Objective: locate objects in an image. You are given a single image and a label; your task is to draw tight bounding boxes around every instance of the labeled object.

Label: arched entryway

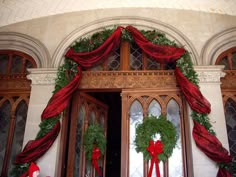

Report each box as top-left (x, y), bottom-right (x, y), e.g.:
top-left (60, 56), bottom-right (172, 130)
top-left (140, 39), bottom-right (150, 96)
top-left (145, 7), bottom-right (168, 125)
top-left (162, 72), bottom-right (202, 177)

top-left (52, 18), bottom-right (197, 177)
top-left (61, 36), bottom-right (193, 176)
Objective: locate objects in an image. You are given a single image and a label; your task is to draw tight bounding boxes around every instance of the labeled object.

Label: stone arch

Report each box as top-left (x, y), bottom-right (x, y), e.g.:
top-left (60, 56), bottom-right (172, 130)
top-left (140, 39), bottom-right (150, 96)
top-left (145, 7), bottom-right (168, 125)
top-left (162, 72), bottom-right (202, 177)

top-left (52, 16), bottom-right (199, 67)
top-left (0, 32), bottom-right (50, 68)
top-left (201, 27), bottom-right (236, 65)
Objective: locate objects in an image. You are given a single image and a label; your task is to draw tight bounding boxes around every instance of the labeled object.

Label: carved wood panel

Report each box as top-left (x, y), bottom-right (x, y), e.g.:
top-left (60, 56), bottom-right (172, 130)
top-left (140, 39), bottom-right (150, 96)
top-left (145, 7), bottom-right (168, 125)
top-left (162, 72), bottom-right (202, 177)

top-left (79, 71), bottom-right (178, 90)
top-left (67, 91), bottom-right (108, 177)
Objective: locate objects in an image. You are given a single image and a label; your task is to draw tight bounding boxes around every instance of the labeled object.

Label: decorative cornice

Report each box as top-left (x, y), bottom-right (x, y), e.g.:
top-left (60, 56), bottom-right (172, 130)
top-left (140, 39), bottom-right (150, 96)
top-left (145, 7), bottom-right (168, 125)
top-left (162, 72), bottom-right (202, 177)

top-left (27, 68), bottom-right (57, 85)
top-left (79, 70), bottom-right (178, 89)
top-left (27, 66), bottom-right (226, 87)
top-left (194, 65), bottom-right (225, 83)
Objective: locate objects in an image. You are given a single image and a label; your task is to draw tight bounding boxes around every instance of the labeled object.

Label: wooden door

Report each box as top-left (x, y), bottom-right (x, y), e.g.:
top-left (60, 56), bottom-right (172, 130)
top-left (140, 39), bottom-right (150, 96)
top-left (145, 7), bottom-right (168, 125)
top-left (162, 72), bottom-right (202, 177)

top-left (121, 89), bottom-right (191, 177)
top-left (67, 91), bottom-right (108, 177)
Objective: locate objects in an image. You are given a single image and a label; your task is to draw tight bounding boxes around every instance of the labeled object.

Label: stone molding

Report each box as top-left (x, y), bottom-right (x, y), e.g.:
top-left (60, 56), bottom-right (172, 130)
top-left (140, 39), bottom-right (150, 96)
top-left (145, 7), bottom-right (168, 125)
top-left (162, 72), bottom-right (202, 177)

top-left (201, 27), bottom-right (236, 65)
top-left (27, 66), bottom-right (225, 87)
top-left (52, 17), bottom-right (198, 67)
top-left (194, 65), bottom-right (225, 83)
top-left (27, 68), bottom-right (57, 85)
top-left (0, 32), bottom-right (50, 68)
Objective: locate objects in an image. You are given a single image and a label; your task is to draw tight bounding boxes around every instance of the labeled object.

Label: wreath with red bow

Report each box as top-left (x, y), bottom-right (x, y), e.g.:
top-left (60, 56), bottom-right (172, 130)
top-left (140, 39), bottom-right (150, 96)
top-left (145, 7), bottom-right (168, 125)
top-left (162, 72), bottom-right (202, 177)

top-left (135, 115), bottom-right (177, 177)
top-left (84, 123), bottom-right (106, 176)
top-left (134, 115), bottom-right (177, 161)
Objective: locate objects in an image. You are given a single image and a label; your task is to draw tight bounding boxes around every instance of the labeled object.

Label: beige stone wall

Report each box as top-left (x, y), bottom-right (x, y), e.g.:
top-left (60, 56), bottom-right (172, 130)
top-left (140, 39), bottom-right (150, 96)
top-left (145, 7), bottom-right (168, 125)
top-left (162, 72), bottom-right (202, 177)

top-left (0, 7), bottom-right (235, 177)
top-left (0, 8), bottom-right (236, 66)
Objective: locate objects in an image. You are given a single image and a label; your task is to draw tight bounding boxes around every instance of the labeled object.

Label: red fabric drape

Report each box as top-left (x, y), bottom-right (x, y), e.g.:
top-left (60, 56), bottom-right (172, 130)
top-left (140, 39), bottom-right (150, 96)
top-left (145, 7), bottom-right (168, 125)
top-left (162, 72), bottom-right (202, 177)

top-left (217, 168), bottom-right (232, 177)
top-left (15, 121), bottom-right (60, 164)
top-left (42, 67), bottom-right (82, 119)
top-left (175, 67), bottom-right (211, 114)
top-left (193, 120), bottom-right (232, 177)
top-left (65, 26), bottom-right (123, 69)
top-left (15, 26), bottom-right (122, 167)
top-left (14, 25), bottom-right (232, 177)
top-left (126, 25), bottom-right (186, 64)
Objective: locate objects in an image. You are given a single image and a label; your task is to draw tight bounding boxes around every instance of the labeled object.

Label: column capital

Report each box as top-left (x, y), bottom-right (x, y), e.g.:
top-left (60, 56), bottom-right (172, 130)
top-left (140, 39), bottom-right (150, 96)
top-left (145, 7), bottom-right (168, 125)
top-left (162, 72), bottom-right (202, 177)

top-left (193, 65), bottom-right (225, 83)
top-left (27, 68), bottom-right (57, 85)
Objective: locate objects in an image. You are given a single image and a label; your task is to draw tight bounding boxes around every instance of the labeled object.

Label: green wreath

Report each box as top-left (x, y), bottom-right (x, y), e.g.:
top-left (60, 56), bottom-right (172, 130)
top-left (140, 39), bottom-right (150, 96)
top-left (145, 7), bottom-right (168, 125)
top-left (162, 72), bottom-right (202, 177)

top-left (83, 123), bottom-right (106, 160)
top-left (135, 115), bottom-right (177, 161)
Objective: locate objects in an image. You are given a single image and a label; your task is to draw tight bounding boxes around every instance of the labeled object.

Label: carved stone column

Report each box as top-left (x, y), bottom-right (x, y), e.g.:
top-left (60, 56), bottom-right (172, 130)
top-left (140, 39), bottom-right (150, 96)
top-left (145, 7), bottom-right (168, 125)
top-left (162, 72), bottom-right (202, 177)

top-left (24, 68), bottom-right (58, 177)
top-left (190, 65), bottom-right (228, 177)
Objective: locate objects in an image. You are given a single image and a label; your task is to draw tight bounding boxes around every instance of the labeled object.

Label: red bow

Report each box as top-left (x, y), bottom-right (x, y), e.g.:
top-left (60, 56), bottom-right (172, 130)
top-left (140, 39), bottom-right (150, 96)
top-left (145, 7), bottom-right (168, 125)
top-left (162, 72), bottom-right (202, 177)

top-left (92, 146), bottom-right (102, 176)
top-left (146, 140), bottom-right (163, 177)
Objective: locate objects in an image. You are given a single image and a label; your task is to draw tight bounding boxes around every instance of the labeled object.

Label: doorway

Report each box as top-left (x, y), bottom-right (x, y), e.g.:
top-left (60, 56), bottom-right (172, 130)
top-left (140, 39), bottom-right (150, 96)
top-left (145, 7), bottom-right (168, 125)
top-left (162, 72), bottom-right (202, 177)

top-left (64, 69), bottom-right (193, 177)
top-left (66, 91), bottom-right (121, 177)
top-left (88, 92), bottom-right (121, 177)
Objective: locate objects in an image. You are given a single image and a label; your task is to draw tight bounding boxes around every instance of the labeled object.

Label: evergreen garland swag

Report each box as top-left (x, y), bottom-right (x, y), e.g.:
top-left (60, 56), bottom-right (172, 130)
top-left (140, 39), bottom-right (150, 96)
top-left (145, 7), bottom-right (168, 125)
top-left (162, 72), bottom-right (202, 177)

top-left (11, 26), bottom-right (219, 176)
top-left (135, 115), bottom-right (177, 161)
top-left (84, 123), bottom-right (106, 160)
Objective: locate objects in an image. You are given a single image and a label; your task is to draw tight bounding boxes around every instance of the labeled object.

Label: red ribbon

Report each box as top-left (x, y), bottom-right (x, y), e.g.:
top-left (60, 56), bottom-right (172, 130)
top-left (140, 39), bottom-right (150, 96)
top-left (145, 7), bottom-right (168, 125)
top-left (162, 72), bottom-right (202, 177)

top-left (147, 140), bottom-right (163, 177)
top-left (92, 146), bottom-right (102, 176)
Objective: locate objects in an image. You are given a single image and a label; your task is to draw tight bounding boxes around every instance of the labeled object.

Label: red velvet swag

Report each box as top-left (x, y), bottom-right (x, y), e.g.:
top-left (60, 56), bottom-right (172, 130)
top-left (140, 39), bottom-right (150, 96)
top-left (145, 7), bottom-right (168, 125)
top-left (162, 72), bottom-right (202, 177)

top-left (193, 120), bottom-right (232, 176)
top-left (65, 27), bottom-right (123, 69)
top-left (15, 25), bottom-right (232, 177)
top-left (175, 67), bottom-right (211, 114)
top-left (126, 25), bottom-right (186, 64)
top-left (42, 67), bottom-right (82, 119)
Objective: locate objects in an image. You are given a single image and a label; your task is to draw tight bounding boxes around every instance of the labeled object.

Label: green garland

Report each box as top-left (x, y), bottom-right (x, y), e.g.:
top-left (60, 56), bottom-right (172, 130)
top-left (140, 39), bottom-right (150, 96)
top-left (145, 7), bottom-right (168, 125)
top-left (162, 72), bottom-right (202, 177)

top-left (135, 115), bottom-right (177, 161)
top-left (70, 27), bottom-right (216, 135)
top-left (84, 124), bottom-right (106, 161)
top-left (12, 26), bottom-right (226, 176)
top-left (11, 59), bottom-right (78, 177)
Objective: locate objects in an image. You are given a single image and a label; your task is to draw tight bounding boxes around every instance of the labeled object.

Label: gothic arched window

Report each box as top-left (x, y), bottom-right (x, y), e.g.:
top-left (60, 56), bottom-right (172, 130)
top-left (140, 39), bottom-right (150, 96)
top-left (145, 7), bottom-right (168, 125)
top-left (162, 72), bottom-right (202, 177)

top-left (0, 50), bottom-right (37, 176)
top-left (216, 47), bottom-right (236, 162)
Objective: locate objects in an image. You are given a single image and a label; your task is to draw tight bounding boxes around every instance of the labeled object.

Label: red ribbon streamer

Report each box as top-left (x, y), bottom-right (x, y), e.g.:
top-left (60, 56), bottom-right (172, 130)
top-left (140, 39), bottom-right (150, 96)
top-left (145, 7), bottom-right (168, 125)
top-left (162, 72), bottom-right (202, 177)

top-left (92, 146), bottom-right (102, 177)
top-left (147, 140), bottom-right (163, 177)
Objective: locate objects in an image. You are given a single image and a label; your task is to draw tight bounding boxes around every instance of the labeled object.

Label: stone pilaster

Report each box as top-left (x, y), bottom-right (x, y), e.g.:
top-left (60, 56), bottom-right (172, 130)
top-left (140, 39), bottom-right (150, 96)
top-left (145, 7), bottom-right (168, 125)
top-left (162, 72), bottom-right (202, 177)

top-left (190, 65), bottom-right (228, 177)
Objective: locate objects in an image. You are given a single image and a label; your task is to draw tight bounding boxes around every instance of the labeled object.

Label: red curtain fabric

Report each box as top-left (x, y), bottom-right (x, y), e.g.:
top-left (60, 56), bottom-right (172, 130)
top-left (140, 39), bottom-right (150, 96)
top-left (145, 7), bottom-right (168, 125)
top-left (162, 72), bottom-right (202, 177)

top-left (15, 25), bottom-right (232, 177)
top-left (175, 67), bottom-right (211, 114)
top-left (42, 67), bottom-right (82, 119)
top-left (193, 120), bottom-right (232, 176)
top-left (15, 121), bottom-right (60, 164)
top-left (15, 26), bottom-right (122, 165)
top-left (126, 25), bottom-right (186, 63)
top-left (217, 168), bottom-right (232, 177)
top-left (65, 27), bottom-right (123, 69)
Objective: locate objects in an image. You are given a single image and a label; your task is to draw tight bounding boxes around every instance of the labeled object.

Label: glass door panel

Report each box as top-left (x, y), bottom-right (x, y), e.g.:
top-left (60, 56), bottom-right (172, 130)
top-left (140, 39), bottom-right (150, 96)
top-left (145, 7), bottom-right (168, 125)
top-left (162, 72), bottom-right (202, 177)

top-left (67, 91), bottom-right (108, 177)
top-left (129, 100), bottom-right (143, 177)
top-left (121, 90), bottom-right (188, 177)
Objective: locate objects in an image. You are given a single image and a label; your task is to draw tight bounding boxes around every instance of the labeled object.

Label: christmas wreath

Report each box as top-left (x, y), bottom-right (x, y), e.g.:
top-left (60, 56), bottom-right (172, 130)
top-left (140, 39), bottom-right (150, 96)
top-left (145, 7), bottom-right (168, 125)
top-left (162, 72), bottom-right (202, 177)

top-left (134, 115), bottom-right (177, 161)
top-left (83, 123), bottom-right (106, 176)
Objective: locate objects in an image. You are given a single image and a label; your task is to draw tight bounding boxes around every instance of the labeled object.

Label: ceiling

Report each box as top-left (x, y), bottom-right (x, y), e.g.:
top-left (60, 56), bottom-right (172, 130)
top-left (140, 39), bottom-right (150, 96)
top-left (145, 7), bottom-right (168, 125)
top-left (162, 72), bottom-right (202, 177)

top-left (0, 0), bottom-right (236, 27)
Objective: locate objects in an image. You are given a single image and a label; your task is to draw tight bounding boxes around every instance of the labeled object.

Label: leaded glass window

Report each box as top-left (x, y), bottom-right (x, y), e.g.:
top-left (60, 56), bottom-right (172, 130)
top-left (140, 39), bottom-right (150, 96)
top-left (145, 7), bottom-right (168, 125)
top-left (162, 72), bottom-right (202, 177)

top-left (225, 98), bottom-right (236, 160)
top-left (127, 93), bottom-right (185, 177)
top-left (167, 99), bottom-right (183, 177)
top-left (0, 101), bottom-right (11, 175)
top-left (216, 47), bottom-right (236, 70)
top-left (129, 100), bottom-right (143, 177)
top-left (74, 106), bottom-right (85, 176)
top-left (87, 40), bottom-right (177, 71)
top-left (130, 43), bottom-right (142, 70)
top-left (0, 50), bottom-right (36, 176)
